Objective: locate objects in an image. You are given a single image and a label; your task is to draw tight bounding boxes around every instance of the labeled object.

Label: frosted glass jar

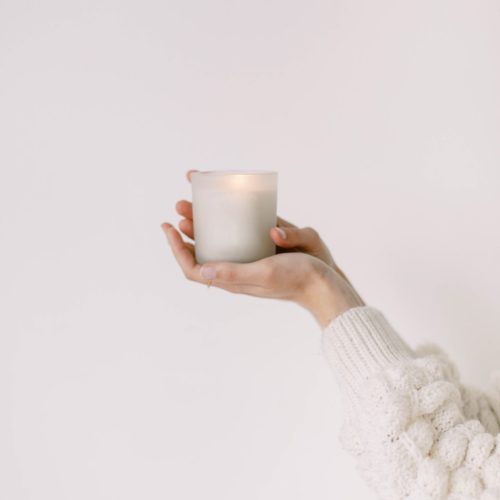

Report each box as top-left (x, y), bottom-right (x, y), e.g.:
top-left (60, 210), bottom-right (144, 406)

top-left (191, 171), bottom-right (278, 264)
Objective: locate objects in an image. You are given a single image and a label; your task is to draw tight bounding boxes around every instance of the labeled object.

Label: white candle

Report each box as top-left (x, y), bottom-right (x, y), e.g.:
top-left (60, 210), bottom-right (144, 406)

top-left (191, 171), bottom-right (278, 264)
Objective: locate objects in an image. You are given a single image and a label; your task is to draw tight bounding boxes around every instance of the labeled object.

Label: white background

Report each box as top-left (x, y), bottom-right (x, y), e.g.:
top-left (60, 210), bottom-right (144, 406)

top-left (1, 1), bottom-right (500, 499)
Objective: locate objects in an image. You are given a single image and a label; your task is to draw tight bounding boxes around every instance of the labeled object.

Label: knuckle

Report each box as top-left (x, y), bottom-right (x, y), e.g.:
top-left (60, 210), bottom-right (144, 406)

top-left (220, 266), bottom-right (236, 282)
top-left (304, 226), bottom-right (319, 239)
top-left (304, 226), bottom-right (320, 241)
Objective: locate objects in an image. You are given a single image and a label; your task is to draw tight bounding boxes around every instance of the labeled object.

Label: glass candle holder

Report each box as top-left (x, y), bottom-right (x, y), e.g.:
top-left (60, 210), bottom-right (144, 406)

top-left (191, 170), bottom-right (278, 264)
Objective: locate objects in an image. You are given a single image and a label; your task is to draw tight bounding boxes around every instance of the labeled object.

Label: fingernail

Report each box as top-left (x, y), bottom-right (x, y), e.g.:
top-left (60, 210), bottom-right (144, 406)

top-left (275, 227), bottom-right (287, 239)
top-left (200, 265), bottom-right (216, 280)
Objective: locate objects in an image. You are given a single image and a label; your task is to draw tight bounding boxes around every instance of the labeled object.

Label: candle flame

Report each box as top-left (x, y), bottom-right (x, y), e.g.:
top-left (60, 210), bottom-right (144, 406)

top-left (229, 174), bottom-right (253, 190)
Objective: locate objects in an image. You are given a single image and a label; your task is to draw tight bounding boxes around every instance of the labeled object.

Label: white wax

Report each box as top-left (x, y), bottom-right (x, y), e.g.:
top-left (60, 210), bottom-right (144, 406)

top-left (191, 171), bottom-right (278, 264)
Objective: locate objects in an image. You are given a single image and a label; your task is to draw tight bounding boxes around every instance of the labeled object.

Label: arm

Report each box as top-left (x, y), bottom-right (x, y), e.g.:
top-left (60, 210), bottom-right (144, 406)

top-left (323, 305), bottom-right (500, 499)
top-left (165, 172), bottom-right (500, 498)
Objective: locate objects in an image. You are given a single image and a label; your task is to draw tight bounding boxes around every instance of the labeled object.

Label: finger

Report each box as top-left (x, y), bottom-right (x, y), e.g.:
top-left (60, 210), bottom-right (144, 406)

top-left (186, 169), bottom-right (199, 183)
top-left (277, 216), bottom-right (297, 228)
top-left (161, 222), bottom-right (194, 255)
top-left (178, 218), bottom-right (194, 240)
top-left (212, 281), bottom-right (269, 298)
top-left (270, 225), bottom-right (320, 252)
top-left (161, 223), bottom-right (201, 281)
top-left (199, 259), bottom-right (272, 288)
top-left (184, 241), bottom-right (195, 252)
top-left (175, 200), bottom-right (193, 220)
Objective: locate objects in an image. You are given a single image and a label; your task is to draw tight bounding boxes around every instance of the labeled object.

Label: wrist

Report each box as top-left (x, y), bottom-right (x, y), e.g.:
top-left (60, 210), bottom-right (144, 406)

top-left (301, 265), bottom-right (365, 328)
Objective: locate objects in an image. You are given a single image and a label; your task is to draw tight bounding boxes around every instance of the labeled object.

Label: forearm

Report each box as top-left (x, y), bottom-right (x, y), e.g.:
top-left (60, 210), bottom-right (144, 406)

top-left (322, 306), bottom-right (415, 406)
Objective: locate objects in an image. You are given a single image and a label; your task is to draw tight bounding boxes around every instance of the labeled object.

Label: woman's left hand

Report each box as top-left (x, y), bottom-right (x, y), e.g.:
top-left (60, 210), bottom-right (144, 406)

top-left (161, 221), bottom-right (363, 327)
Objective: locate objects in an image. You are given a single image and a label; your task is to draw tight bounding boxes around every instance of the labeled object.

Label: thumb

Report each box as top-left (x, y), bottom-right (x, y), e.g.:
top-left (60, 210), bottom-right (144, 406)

top-left (270, 225), bottom-right (321, 252)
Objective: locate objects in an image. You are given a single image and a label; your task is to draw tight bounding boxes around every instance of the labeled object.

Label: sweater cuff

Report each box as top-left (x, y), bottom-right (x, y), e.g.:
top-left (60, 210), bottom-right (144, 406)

top-left (322, 306), bottom-right (415, 405)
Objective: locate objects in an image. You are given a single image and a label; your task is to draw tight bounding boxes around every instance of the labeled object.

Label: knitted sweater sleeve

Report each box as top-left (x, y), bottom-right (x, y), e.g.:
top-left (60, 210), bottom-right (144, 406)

top-left (322, 306), bottom-right (500, 500)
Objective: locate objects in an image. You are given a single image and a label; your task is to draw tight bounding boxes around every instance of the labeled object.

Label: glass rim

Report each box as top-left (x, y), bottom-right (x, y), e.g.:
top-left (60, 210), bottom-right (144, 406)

top-left (191, 170), bottom-right (277, 176)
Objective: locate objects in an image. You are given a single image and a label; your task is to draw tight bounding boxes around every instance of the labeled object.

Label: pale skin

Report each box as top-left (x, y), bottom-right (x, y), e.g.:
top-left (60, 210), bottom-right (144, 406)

top-left (161, 170), bottom-right (365, 328)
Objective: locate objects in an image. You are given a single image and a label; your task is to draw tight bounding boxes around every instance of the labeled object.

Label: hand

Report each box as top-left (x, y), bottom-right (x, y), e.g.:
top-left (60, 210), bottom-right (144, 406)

top-left (161, 170), bottom-right (365, 327)
top-left (175, 170), bottom-right (356, 287)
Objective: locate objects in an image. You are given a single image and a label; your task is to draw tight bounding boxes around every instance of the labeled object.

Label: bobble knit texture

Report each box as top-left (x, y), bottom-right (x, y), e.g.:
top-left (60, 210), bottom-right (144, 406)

top-left (322, 306), bottom-right (500, 500)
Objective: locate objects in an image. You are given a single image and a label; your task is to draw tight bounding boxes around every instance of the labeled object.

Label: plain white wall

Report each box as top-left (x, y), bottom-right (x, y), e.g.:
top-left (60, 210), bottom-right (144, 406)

top-left (2, 1), bottom-right (500, 499)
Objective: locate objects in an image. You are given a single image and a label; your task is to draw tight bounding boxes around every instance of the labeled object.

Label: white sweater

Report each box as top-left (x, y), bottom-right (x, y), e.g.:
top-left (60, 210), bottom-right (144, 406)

top-left (322, 306), bottom-right (500, 500)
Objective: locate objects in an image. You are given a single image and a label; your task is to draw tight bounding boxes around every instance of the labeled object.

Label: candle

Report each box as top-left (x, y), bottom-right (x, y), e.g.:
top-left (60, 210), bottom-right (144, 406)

top-left (191, 170), bottom-right (278, 264)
